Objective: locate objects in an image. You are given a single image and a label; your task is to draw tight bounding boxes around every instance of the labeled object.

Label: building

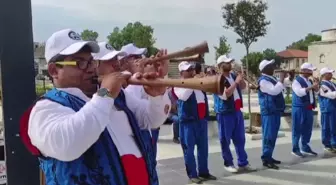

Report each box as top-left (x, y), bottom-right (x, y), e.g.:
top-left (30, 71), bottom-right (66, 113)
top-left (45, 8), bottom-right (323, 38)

top-left (308, 28), bottom-right (336, 70)
top-left (34, 42), bottom-right (48, 76)
top-left (277, 49), bottom-right (308, 70)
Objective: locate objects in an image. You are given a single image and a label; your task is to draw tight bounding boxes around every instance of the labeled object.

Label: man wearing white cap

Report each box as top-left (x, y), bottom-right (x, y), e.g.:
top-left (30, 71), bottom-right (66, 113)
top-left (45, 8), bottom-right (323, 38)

top-left (318, 67), bottom-right (336, 153)
top-left (121, 43), bottom-right (148, 74)
top-left (291, 62), bottom-right (319, 157)
top-left (257, 59), bottom-right (286, 169)
top-left (93, 41), bottom-right (127, 73)
top-left (174, 61), bottom-right (216, 184)
top-left (19, 28), bottom-right (170, 185)
top-left (213, 55), bottom-right (253, 173)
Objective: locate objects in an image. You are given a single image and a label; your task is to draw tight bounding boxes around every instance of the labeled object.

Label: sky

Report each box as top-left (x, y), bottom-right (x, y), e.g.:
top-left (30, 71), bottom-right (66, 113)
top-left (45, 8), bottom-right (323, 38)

top-left (31, 0), bottom-right (336, 65)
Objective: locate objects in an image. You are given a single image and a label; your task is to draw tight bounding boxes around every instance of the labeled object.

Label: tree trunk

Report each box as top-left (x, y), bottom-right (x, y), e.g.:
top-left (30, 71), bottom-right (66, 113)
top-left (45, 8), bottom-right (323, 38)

top-left (245, 47), bottom-right (252, 132)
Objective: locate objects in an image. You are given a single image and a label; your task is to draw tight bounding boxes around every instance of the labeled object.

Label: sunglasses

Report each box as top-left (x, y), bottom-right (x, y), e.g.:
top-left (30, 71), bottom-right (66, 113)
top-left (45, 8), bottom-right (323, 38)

top-left (55, 57), bottom-right (96, 70)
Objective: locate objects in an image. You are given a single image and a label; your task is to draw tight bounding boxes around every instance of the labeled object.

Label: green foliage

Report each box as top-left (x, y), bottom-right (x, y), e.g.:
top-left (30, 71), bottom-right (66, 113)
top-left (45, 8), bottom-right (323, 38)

top-left (243, 112), bottom-right (250, 119)
top-left (241, 48), bottom-right (281, 76)
top-left (263, 48), bottom-right (282, 68)
top-left (214, 36), bottom-right (232, 59)
top-left (286, 33), bottom-right (321, 51)
top-left (221, 0), bottom-right (270, 48)
top-left (80, 29), bottom-right (99, 41)
top-left (241, 52), bottom-right (264, 76)
top-left (36, 84), bottom-right (52, 97)
top-left (107, 22), bottom-right (158, 56)
top-left (285, 96), bottom-right (292, 104)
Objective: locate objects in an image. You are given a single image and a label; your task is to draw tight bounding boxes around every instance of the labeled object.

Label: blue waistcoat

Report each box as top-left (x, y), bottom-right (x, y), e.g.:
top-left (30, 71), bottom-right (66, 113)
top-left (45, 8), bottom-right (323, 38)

top-left (292, 76), bottom-right (316, 108)
top-left (177, 90), bottom-right (209, 123)
top-left (318, 80), bottom-right (336, 113)
top-left (38, 88), bottom-right (157, 185)
top-left (257, 75), bottom-right (285, 115)
top-left (213, 73), bottom-right (243, 114)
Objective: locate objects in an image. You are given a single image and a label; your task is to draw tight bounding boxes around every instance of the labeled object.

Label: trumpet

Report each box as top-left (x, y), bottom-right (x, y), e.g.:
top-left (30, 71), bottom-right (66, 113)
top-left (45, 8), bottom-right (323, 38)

top-left (232, 69), bottom-right (259, 89)
top-left (274, 69), bottom-right (313, 75)
top-left (143, 41), bottom-right (209, 65)
top-left (171, 54), bottom-right (203, 62)
top-left (92, 41), bottom-right (228, 95)
top-left (231, 62), bottom-right (259, 89)
top-left (92, 75), bottom-right (226, 95)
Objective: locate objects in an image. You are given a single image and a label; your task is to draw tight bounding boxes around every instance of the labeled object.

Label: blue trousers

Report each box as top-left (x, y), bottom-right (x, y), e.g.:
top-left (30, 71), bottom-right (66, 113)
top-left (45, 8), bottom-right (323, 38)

top-left (180, 119), bottom-right (209, 178)
top-left (216, 111), bottom-right (248, 167)
top-left (292, 107), bottom-right (313, 152)
top-left (171, 115), bottom-right (180, 138)
top-left (261, 112), bottom-right (281, 162)
top-left (151, 128), bottom-right (160, 159)
top-left (321, 112), bottom-right (336, 148)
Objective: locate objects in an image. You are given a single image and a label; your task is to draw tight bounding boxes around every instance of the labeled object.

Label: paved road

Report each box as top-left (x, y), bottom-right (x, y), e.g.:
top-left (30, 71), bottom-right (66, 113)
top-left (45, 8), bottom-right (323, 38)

top-left (157, 139), bottom-right (336, 185)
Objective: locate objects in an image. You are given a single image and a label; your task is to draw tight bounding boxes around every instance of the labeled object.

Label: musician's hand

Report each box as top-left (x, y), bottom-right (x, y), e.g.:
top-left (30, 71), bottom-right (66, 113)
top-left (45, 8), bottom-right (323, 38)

top-left (155, 49), bottom-right (169, 77)
top-left (279, 72), bottom-right (285, 82)
top-left (100, 72), bottom-right (132, 98)
top-left (132, 72), bottom-right (166, 97)
top-left (235, 74), bottom-right (243, 84)
top-left (312, 82), bottom-right (319, 90)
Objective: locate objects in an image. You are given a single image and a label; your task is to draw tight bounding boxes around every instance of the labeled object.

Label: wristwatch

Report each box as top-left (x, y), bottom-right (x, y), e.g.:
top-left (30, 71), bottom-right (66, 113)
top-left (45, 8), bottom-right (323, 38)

top-left (97, 88), bottom-right (113, 98)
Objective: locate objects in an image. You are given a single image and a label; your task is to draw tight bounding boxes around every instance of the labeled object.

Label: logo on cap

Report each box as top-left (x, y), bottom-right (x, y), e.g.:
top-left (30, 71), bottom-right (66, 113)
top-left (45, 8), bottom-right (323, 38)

top-left (68, 31), bottom-right (81, 40)
top-left (105, 44), bottom-right (114, 50)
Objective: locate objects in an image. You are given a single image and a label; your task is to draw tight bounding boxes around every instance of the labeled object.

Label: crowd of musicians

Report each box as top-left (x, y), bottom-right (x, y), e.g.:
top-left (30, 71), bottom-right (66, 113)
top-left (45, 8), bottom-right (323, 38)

top-left (18, 28), bottom-right (336, 185)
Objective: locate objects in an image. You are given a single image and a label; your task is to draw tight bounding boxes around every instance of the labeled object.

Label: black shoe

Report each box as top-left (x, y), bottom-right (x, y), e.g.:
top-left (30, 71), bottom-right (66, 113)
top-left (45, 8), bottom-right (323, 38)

top-left (271, 158), bottom-right (281, 164)
top-left (302, 149), bottom-right (318, 156)
top-left (291, 151), bottom-right (304, 158)
top-left (263, 161), bottom-right (279, 170)
top-left (199, 174), bottom-right (217, 181)
top-left (173, 138), bottom-right (180, 144)
top-left (189, 177), bottom-right (203, 184)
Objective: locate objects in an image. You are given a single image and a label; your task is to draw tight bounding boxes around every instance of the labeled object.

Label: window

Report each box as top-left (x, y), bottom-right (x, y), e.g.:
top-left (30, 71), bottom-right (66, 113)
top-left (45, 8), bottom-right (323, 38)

top-left (296, 58), bottom-right (300, 68)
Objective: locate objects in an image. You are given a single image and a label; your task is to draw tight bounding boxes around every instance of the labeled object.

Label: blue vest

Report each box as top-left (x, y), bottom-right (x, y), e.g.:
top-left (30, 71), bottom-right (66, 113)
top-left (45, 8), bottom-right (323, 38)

top-left (213, 73), bottom-right (243, 114)
top-left (38, 88), bottom-right (157, 185)
top-left (257, 75), bottom-right (285, 115)
top-left (177, 91), bottom-right (209, 123)
top-left (318, 80), bottom-right (336, 113)
top-left (292, 76), bottom-right (316, 108)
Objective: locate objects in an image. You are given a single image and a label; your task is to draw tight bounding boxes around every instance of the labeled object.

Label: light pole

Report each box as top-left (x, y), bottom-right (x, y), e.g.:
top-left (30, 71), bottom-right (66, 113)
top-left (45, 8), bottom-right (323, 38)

top-left (0, 0), bottom-right (39, 184)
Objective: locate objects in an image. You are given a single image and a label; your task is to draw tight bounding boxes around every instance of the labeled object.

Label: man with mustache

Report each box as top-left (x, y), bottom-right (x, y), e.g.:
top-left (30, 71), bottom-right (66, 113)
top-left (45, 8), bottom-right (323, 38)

top-left (20, 29), bottom-right (170, 185)
top-left (213, 55), bottom-right (253, 173)
top-left (291, 62), bottom-right (319, 157)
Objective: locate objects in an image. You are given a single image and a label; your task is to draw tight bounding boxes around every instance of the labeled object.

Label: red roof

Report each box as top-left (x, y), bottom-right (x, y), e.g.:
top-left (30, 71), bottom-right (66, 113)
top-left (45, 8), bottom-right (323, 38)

top-left (277, 49), bottom-right (308, 58)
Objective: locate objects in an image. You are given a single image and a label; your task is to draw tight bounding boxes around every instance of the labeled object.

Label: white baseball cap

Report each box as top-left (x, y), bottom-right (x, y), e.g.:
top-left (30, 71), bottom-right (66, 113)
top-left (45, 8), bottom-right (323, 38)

top-left (259, 59), bottom-right (275, 71)
top-left (320, 67), bottom-right (335, 76)
top-left (121, 43), bottom-right (147, 56)
top-left (178, 61), bottom-right (194, 72)
top-left (92, 42), bottom-right (127, 61)
top-left (216, 55), bottom-right (234, 66)
top-left (45, 28), bottom-right (100, 63)
top-left (300, 62), bottom-right (317, 71)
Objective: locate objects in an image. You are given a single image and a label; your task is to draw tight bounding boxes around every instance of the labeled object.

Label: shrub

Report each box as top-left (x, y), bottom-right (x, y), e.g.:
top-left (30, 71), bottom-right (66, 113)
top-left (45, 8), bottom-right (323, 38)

top-left (36, 84), bottom-right (53, 97)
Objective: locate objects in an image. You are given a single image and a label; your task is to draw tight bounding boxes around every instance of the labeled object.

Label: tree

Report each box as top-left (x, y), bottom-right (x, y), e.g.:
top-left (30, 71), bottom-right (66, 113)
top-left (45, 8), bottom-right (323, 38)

top-left (286, 33), bottom-right (321, 51)
top-left (107, 22), bottom-right (158, 56)
top-left (80, 29), bottom-right (99, 41)
top-left (221, 0), bottom-right (271, 132)
top-left (262, 48), bottom-right (281, 67)
top-left (214, 36), bottom-right (232, 59)
top-left (241, 52), bottom-right (264, 76)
